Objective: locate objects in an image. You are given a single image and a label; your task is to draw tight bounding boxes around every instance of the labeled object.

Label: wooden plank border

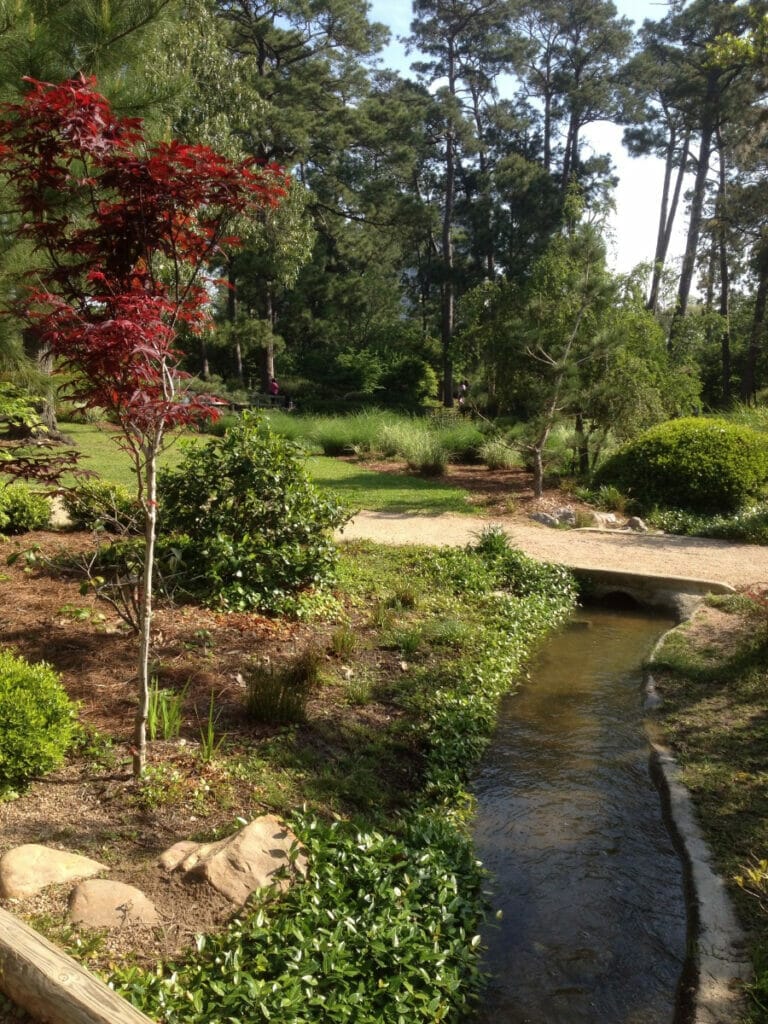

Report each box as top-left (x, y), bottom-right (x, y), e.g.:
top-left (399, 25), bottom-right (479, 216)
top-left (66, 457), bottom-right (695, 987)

top-left (0, 907), bottom-right (156, 1024)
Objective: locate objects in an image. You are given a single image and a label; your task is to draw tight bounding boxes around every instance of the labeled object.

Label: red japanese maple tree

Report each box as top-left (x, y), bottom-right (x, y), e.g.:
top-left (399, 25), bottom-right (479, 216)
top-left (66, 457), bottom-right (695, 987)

top-left (0, 75), bottom-right (287, 775)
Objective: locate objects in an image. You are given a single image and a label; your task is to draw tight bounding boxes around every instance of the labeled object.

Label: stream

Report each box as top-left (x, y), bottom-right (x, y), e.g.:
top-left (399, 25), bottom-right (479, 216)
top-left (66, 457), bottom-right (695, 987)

top-left (471, 605), bottom-right (688, 1024)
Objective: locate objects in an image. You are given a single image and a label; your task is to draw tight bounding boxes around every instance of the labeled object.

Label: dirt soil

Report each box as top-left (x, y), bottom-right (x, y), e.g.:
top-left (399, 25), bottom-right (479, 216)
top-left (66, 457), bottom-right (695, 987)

top-left (1, 462), bottom-right (767, 1022)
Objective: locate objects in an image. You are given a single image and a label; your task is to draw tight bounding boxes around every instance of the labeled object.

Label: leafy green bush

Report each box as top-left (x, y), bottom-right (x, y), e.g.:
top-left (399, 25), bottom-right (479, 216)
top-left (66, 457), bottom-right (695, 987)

top-left (62, 479), bottom-right (140, 533)
top-left (158, 413), bottom-right (349, 613)
top-left (0, 650), bottom-right (76, 792)
top-left (650, 504), bottom-right (768, 545)
top-left (594, 417), bottom-right (768, 514)
top-left (0, 483), bottom-right (51, 533)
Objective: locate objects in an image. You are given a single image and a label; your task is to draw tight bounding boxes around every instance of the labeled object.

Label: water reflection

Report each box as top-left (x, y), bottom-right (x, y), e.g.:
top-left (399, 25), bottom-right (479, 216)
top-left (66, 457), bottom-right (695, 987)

top-left (471, 607), bottom-right (686, 1024)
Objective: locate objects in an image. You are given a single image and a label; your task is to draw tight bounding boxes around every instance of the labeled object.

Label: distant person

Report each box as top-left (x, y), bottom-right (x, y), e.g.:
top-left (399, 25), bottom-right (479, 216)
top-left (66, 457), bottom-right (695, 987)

top-left (269, 376), bottom-right (279, 397)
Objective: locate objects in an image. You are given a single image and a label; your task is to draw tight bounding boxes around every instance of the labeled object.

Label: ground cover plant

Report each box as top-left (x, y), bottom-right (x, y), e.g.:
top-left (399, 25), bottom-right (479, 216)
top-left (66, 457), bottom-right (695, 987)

top-left (650, 595), bottom-right (768, 1022)
top-left (0, 529), bottom-right (576, 1023)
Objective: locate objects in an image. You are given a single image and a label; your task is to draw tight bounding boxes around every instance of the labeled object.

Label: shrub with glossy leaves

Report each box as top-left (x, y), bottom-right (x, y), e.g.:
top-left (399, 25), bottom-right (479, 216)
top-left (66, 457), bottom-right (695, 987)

top-left (0, 650), bottom-right (76, 792)
top-left (158, 413), bottom-right (349, 613)
top-left (0, 483), bottom-right (50, 533)
top-left (593, 417), bottom-right (768, 514)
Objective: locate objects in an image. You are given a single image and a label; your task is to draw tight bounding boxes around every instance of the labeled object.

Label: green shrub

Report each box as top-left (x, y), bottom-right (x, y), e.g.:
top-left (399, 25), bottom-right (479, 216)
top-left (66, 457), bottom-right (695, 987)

top-left (594, 417), bottom-right (768, 514)
top-left (650, 504), bottom-right (768, 545)
top-left (62, 479), bottom-right (140, 533)
top-left (0, 483), bottom-right (51, 533)
top-left (158, 413), bottom-right (350, 613)
top-left (0, 650), bottom-right (76, 792)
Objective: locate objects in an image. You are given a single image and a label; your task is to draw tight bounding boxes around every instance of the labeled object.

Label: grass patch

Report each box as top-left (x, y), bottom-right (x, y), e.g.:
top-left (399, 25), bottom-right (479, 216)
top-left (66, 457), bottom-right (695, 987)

top-left (651, 598), bottom-right (768, 1021)
top-left (307, 456), bottom-right (472, 514)
top-left (56, 422), bottom-right (192, 491)
top-left (38, 423), bottom-right (474, 517)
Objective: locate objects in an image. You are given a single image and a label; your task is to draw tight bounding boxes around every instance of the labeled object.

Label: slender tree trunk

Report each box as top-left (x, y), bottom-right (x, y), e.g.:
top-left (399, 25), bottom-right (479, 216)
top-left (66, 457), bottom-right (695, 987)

top-left (648, 129), bottom-right (690, 313)
top-left (441, 53), bottom-right (457, 408)
top-left (200, 336), bottom-right (210, 380)
top-left (22, 328), bottom-right (60, 435)
top-left (669, 76), bottom-right (717, 344)
top-left (575, 412), bottom-right (589, 475)
top-left (226, 261), bottom-right (245, 387)
top-left (716, 129), bottom-right (731, 407)
top-left (134, 443), bottom-right (160, 779)
top-left (740, 241), bottom-right (768, 403)
top-left (442, 131), bottom-right (454, 407)
top-left (260, 286), bottom-right (276, 392)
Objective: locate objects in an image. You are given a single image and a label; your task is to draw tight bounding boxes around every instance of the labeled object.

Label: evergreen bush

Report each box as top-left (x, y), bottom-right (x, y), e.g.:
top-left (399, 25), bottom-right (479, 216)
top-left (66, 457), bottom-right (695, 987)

top-left (0, 650), bottom-right (76, 792)
top-left (593, 417), bottom-right (768, 514)
top-left (62, 479), bottom-right (140, 533)
top-left (157, 413), bottom-right (349, 613)
top-left (0, 483), bottom-right (51, 533)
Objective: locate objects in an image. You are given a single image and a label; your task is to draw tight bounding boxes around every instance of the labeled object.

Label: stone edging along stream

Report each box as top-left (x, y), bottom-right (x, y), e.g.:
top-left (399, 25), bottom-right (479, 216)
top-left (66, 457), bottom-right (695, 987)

top-left (643, 592), bottom-right (752, 1024)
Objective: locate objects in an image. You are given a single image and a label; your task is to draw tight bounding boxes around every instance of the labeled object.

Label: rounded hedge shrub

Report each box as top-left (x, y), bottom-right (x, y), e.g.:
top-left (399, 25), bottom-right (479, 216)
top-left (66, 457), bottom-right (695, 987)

top-left (593, 417), bottom-right (768, 514)
top-left (157, 413), bottom-right (350, 613)
top-left (0, 650), bottom-right (76, 792)
top-left (0, 483), bottom-right (51, 533)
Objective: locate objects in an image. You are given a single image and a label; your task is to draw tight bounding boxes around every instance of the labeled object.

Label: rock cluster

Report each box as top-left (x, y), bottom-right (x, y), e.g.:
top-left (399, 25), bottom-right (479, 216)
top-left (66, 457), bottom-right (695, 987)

top-left (0, 815), bottom-right (306, 932)
top-left (530, 507), bottom-right (648, 532)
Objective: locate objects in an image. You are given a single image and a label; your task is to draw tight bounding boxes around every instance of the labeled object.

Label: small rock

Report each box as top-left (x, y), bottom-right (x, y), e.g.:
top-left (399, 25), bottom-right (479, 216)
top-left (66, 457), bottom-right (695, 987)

top-left (158, 841), bottom-right (198, 872)
top-left (0, 845), bottom-right (106, 899)
top-left (590, 511), bottom-right (619, 528)
top-left (160, 815), bottom-right (307, 906)
top-left (530, 512), bottom-right (559, 528)
top-left (555, 507), bottom-right (576, 525)
top-left (69, 879), bottom-right (159, 928)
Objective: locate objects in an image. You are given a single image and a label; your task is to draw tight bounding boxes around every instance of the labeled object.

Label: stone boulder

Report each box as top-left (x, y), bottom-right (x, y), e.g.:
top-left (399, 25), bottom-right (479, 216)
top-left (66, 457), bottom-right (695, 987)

top-left (589, 511), bottom-right (620, 529)
top-left (554, 507), bottom-right (577, 526)
top-left (626, 516), bottom-right (649, 533)
top-left (529, 511), bottom-right (559, 528)
top-left (69, 879), bottom-right (159, 928)
top-left (159, 815), bottom-right (307, 906)
top-left (0, 845), bottom-right (106, 899)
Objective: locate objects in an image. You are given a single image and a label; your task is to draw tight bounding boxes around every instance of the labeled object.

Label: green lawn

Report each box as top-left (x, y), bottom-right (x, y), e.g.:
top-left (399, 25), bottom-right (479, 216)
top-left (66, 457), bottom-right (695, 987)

top-left (59, 422), bottom-right (190, 489)
top-left (307, 456), bottom-right (473, 514)
top-left (57, 423), bottom-right (474, 514)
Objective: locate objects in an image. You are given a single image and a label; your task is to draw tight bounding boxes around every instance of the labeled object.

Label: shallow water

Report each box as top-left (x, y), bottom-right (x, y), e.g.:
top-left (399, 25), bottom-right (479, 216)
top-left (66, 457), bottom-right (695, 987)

top-left (471, 606), bottom-right (687, 1024)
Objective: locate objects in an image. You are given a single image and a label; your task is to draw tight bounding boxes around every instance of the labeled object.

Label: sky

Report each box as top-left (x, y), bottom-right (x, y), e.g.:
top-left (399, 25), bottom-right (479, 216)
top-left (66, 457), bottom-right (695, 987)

top-left (365, 0), bottom-right (685, 275)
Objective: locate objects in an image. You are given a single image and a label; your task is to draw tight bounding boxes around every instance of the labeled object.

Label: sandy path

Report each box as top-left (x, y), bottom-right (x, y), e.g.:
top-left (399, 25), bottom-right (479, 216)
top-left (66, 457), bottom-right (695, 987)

top-left (339, 511), bottom-right (768, 589)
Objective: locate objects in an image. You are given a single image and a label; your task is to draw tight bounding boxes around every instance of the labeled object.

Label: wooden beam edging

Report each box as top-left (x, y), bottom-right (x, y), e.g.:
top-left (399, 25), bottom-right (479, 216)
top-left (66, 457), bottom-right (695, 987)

top-left (0, 906), bottom-right (156, 1024)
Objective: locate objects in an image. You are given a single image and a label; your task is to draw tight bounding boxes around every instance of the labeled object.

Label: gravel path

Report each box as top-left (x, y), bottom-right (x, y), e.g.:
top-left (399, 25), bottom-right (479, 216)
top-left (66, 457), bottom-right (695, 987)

top-left (339, 511), bottom-right (768, 589)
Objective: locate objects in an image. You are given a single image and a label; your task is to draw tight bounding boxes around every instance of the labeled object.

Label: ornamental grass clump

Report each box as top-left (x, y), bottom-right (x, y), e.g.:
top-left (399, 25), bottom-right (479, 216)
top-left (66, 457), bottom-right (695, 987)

top-left (594, 417), bottom-right (768, 514)
top-left (244, 647), bottom-right (323, 723)
top-left (0, 650), bottom-right (76, 793)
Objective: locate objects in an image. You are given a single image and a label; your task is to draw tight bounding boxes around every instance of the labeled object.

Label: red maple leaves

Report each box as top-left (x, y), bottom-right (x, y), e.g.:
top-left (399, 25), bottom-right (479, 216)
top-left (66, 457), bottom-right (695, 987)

top-left (0, 74), bottom-right (288, 438)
